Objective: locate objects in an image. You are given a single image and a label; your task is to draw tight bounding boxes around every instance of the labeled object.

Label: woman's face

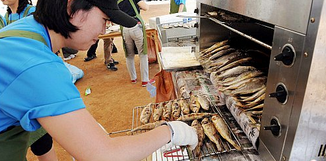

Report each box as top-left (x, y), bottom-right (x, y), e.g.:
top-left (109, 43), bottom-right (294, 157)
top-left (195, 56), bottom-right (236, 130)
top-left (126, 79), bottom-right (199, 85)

top-left (1, 0), bottom-right (18, 6)
top-left (66, 7), bottom-right (108, 51)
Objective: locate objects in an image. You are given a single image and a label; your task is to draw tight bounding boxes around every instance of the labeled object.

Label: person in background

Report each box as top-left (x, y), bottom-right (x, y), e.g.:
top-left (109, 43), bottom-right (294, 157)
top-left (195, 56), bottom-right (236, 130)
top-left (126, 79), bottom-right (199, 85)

top-left (0, 0), bottom-right (198, 160)
top-left (119, 0), bottom-right (152, 87)
top-left (169, 0), bottom-right (186, 14)
top-left (84, 38), bottom-right (119, 71)
top-left (2, 0), bottom-right (35, 25)
top-left (62, 47), bottom-right (78, 61)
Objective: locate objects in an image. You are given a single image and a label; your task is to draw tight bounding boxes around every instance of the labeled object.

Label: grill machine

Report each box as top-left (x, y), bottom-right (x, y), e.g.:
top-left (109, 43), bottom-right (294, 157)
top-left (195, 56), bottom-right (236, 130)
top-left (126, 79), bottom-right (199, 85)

top-left (195, 0), bottom-right (326, 160)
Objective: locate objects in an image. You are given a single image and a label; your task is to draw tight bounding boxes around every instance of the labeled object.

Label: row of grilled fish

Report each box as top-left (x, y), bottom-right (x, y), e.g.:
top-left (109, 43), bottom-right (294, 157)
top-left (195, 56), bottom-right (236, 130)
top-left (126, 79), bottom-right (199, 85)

top-left (139, 94), bottom-right (212, 125)
top-left (199, 40), bottom-right (268, 124)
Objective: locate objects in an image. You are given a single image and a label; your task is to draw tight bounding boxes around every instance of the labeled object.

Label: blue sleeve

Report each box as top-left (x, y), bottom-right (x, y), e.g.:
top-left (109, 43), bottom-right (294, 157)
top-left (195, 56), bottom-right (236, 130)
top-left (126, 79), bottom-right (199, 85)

top-left (176, 0), bottom-right (186, 5)
top-left (0, 62), bottom-right (85, 131)
top-left (27, 6), bottom-right (36, 15)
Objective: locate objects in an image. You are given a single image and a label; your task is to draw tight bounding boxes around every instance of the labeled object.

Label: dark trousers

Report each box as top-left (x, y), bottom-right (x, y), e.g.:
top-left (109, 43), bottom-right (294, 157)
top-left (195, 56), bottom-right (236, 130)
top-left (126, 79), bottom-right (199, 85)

top-left (87, 40), bottom-right (99, 57)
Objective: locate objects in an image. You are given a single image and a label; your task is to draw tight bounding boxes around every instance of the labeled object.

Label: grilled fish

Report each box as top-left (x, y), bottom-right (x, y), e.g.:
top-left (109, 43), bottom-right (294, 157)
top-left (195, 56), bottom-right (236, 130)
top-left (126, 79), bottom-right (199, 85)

top-left (128, 120), bottom-right (165, 134)
top-left (191, 120), bottom-right (205, 157)
top-left (190, 94), bottom-right (201, 113)
top-left (197, 95), bottom-right (210, 110)
top-left (140, 104), bottom-right (152, 124)
top-left (171, 99), bottom-right (181, 120)
top-left (163, 101), bottom-right (172, 121)
top-left (201, 118), bottom-right (223, 152)
top-left (153, 102), bottom-right (164, 121)
top-left (177, 113), bottom-right (212, 122)
top-left (200, 40), bottom-right (228, 56)
top-left (179, 98), bottom-right (190, 115)
top-left (240, 87), bottom-right (266, 102)
top-left (222, 70), bottom-right (263, 86)
top-left (217, 66), bottom-right (257, 81)
top-left (216, 57), bottom-right (253, 73)
top-left (211, 115), bottom-right (241, 151)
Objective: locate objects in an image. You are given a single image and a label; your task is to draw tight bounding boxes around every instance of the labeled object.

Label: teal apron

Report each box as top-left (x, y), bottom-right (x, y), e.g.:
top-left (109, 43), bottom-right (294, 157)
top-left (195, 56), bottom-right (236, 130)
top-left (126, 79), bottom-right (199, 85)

top-left (0, 30), bottom-right (49, 161)
top-left (5, 5), bottom-right (33, 25)
top-left (169, 0), bottom-right (187, 14)
top-left (118, 0), bottom-right (148, 56)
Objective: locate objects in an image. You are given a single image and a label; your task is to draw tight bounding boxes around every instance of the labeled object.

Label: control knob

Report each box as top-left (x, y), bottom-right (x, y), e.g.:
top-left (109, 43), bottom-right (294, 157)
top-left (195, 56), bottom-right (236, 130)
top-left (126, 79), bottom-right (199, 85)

top-left (269, 84), bottom-right (288, 104)
top-left (274, 45), bottom-right (295, 66)
top-left (264, 118), bottom-right (281, 137)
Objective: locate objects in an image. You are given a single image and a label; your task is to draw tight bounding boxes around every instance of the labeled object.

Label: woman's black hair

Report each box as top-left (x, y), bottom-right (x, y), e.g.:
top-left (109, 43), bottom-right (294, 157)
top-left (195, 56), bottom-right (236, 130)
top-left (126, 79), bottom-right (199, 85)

top-left (7, 0), bottom-right (32, 14)
top-left (33, 0), bottom-right (93, 38)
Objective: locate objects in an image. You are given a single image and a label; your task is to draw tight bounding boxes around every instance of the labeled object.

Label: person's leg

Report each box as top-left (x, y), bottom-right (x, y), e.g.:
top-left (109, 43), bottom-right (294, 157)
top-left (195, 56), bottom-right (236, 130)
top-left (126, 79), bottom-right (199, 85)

top-left (123, 27), bottom-right (137, 82)
top-left (104, 38), bottom-right (117, 71)
top-left (131, 24), bottom-right (149, 84)
top-left (85, 40), bottom-right (99, 61)
top-left (30, 133), bottom-right (58, 161)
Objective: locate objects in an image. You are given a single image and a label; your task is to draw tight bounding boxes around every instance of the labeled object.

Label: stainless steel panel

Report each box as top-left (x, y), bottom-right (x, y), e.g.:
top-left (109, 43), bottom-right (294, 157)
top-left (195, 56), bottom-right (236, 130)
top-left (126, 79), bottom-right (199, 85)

top-left (287, 0), bottom-right (326, 160)
top-left (259, 27), bottom-right (305, 161)
top-left (197, 0), bottom-right (312, 34)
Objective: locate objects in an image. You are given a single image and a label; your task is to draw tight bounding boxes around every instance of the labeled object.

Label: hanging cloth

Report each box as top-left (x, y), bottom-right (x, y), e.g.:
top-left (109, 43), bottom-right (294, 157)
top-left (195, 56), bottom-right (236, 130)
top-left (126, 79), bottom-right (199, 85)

top-left (0, 30), bottom-right (49, 160)
top-left (118, 0), bottom-right (148, 56)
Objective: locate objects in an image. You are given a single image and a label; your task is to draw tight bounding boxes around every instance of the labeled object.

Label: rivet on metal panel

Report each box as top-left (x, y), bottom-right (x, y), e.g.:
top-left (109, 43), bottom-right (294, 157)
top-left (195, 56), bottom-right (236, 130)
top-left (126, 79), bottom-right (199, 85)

top-left (282, 155), bottom-right (286, 161)
top-left (304, 52), bottom-right (308, 57)
top-left (311, 18), bottom-right (316, 23)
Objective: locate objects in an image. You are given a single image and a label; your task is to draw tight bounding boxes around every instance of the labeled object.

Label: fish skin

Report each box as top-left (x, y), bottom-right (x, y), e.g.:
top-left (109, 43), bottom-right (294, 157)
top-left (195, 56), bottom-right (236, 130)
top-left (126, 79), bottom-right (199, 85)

top-left (231, 82), bottom-right (266, 95)
top-left (217, 57), bottom-right (252, 73)
top-left (171, 99), bottom-right (181, 120)
top-left (179, 98), bottom-right (190, 115)
top-left (140, 103), bottom-right (152, 124)
top-left (163, 101), bottom-right (172, 121)
top-left (197, 95), bottom-right (210, 110)
top-left (221, 70), bottom-right (263, 86)
top-left (217, 66), bottom-right (257, 81)
top-left (240, 87), bottom-right (266, 102)
top-left (191, 120), bottom-right (205, 157)
top-left (177, 113), bottom-right (212, 121)
top-left (221, 76), bottom-right (267, 92)
top-left (153, 102), bottom-right (164, 121)
top-left (190, 95), bottom-right (201, 113)
top-left (205, 50), bottom-right (239, 69)
top-left (201, 118), bottom-right (223, 152)
top-left (128, 120), bottom-right (165, 134)
top-left (199, 45), bottom-right (231, 61)
top-left (199, 40), bottom-right (228, 56)
top-left (211, 115), bottom-right (241, 151)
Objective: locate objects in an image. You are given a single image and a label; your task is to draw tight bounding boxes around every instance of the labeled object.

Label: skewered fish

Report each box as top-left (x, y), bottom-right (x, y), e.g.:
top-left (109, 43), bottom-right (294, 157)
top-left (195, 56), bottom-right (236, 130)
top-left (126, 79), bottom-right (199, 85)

top-left (128, 120), bottom-right (165, 134)
top-left (220, 76), bottom-right (267, 92)
top-left (201, 118), bottom-right (223, 152)
top-left (221, 70), bottom-right (263, 86)
top-left (216, 57), bottom-right (252, 73)
top-left (177, 113), bottom-right (212, 121)
top-left (199, 45), bottom-right (230, 61)
top-left (179, 98), bottom-right (190, 115)
top-left (171, 99), bottom-right (181, 120)
top-left (200, 40), bottom-right (228, 56)
top-left (204, 49), bottom-right (238, 68)
top-left (163, 101), bottom-right (172, 121)
top-left (231, 83), bottom-right (266, 95)
top-left (244, 103), bottom-right (264, 111)
top-left (217, 66), bottom-right (257, 81)
top-left (190, 94), bottom-right (201, 113)
top-left (153, 102), bottom-right (164, 121)
top-left (191, 120), bottom-right (205, 157)
top-left (197, 95), bottom-right (210, 110)
top-left (140, 104), bottom-right (152, 124)
top-left (240, 86), bottom-right (266, 102)
top-left (211, 115), bottom-right (241, 151)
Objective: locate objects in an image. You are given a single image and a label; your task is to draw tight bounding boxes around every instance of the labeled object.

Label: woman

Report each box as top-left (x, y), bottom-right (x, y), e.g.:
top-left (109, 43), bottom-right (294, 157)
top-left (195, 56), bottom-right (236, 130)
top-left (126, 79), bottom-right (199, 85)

top-left (119, 0), bottom-right (151, 87)
top-left (2, 0), bottom-right (35, 25)
top-left (0, 0), bottom-right (198, 160)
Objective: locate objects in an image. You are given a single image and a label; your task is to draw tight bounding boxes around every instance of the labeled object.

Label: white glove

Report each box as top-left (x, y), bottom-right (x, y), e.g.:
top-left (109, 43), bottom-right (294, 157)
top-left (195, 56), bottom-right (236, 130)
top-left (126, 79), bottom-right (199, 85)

top-left (164, 121), bottom-right (198, 150)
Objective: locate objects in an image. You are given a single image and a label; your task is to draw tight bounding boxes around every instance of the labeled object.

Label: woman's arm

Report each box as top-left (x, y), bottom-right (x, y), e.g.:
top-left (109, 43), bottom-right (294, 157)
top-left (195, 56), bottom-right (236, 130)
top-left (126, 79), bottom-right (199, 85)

top-left (138, 1), bottom-right (149, 11)
top-left (178, 3), bottom-right (185, 13)
top-left (38, 109), bottom-right (171, 161)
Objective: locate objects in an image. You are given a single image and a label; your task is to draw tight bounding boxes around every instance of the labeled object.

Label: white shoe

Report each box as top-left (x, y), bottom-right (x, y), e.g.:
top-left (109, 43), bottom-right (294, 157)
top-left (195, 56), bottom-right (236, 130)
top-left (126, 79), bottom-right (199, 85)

top-left (63, 54), bottom-right (76, 61)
